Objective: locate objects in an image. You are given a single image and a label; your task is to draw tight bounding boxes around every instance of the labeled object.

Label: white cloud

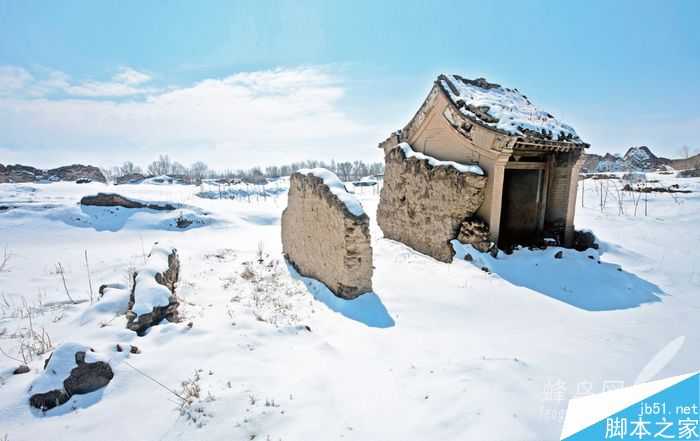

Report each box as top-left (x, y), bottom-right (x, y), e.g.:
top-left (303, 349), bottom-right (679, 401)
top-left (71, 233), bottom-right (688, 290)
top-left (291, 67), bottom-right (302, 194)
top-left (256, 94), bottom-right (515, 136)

top-left (113, 67), bottom-right (151, 85)
top-left (11, 66), bottom-right (154, 98)
top-left (62, 80), bottom-right (151, 97)
top-left (0, 66), bottom-right (382, 168)
top-left (0, 66), bottom-right (33, 95)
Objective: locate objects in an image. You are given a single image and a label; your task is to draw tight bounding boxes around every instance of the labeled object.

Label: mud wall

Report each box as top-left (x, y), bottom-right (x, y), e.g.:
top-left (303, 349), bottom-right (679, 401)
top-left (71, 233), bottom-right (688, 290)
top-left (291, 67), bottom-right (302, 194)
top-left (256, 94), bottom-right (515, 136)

top-left (281, 172), bottom-right (373, 299)
top-left (377, 146), bottom-right (488, 262)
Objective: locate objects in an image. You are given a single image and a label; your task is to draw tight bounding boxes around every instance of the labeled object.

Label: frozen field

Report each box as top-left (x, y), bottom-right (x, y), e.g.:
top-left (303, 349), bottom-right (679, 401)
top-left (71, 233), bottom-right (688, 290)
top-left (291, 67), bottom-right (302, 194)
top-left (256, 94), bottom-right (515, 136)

top-left (0, 173), bottom-right (698, 441)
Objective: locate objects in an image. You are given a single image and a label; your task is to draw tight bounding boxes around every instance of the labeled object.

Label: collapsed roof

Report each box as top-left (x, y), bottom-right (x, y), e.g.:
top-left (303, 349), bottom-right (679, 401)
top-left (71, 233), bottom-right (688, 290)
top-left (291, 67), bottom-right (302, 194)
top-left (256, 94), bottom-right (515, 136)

top-left (437, 74), bottom-right (585, 145)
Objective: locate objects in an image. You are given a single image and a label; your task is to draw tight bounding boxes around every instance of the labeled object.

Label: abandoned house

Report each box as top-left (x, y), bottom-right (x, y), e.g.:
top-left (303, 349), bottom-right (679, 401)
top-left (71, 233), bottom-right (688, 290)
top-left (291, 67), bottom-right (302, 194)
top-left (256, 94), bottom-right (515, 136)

top-left (378, 74), bottom-right (589, 249)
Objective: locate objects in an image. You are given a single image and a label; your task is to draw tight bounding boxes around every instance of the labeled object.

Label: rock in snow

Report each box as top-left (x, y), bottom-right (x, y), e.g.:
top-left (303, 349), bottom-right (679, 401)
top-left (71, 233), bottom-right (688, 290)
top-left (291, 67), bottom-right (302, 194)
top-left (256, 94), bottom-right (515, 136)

top-left (28, 343), bottom-right (113, 411)
top-left (80, 193), bottom-right (177, 211)
top-left (13, 365), bottom-right (30, 375)
top-left (126, 243), bottom-right (180, 335)
top-left (0, 163), bottom-right (106, 184)
top-left (457, 217), bottom-right (493, 253)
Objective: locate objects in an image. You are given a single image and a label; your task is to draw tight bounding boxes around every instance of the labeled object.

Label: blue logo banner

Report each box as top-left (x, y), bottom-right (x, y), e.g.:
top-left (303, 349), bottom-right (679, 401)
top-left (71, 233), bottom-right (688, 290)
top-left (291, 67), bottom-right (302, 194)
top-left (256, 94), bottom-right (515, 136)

top-left (562, 373), bottom-right (699, 440)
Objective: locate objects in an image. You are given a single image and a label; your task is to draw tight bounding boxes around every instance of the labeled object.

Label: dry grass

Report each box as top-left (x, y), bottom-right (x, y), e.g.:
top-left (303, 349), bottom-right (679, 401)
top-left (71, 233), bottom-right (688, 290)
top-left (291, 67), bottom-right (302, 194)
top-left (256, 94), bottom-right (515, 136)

top-left (0, 298), bottom-right (53, 365)
top-left (178, 369), bottom-right (214, 427)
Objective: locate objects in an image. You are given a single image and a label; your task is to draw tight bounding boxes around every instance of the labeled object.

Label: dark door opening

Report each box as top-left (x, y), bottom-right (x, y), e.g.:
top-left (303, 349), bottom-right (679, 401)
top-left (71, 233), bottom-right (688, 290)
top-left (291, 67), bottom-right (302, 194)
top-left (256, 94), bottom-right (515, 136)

top-left (498, 169), bottom-right (543, 249)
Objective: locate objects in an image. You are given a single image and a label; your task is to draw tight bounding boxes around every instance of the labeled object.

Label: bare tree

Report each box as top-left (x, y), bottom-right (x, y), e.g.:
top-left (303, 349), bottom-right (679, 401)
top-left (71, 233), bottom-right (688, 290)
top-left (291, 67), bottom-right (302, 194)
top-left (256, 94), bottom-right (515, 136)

top-left (190, 161), bottom-right (208, 182)
top-left (147, 154), bottom-right (172, 176)
top-left (680, 145), bottom-right (690, 159)
top-left (279, 165), bottom-right (292, 176)
top-left (368, 162), bottom-right (384, 176)
top-left (120, 161), bottom-right (142, 176)
top-left (100, 167), bottom-right (116, 183)
top-left (336, 162), bottom-right (353, 181)
top-left (264, 165), bottom-right (280, 178)
top-left (352, 160), bottom-right (369, 180)
top-left (171, 161), bottom-right (187, 176)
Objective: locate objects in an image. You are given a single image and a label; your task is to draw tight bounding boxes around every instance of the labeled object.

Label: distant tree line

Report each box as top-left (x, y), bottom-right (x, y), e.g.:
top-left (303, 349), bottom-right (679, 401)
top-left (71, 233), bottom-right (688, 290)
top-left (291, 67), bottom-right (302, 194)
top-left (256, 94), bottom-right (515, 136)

top-left (102, 155), bottom-right (384, 184)
top-left (262, 159), bottom-right (384, 181)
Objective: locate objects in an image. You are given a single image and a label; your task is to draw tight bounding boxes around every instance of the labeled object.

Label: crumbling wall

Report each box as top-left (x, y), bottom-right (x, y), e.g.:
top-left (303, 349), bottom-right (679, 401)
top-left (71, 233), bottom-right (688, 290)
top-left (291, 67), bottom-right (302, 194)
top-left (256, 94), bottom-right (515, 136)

top-left (377, 145), bottom-right (488, 262)
top-left (457, 217), bottom-right (493, 253)
top-left (281, 171), bottom-right (373, 299)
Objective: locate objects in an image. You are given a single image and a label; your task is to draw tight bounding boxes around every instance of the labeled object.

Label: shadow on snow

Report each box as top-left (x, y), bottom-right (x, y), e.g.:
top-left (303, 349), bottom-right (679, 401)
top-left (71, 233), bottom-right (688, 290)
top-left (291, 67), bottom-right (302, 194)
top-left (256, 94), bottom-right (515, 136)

top-left (47, 204), bottom-right (212, 232)
top-left (286, 263), bottom-right (395, 328)
top-left (452, 240), bottom-right (664, 312)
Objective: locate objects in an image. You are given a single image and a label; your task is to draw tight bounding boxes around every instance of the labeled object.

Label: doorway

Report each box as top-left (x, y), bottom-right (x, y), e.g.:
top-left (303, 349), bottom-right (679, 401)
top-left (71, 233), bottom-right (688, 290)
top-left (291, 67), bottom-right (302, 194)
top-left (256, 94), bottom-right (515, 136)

top-left (498, 169), bottom-right (544, 248)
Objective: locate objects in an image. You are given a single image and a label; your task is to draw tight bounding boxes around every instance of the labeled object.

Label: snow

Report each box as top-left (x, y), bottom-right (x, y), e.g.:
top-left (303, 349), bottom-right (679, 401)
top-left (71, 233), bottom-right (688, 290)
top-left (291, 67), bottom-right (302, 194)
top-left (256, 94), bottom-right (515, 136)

top-left (29, 343), bottom-right (105, 395)
top-left (0, 183), bottom-right (218, 232)
top-left (439, 74), bottom-right (581, 141)
top-left (296, 168), bottom-right (365, 216)
top-left (623, 146), bottom-right (659, 170)
top-left (131, 243), bottom-right (176, 316)
top-left (0, 174), bottom-right (699, 441)
top-left (625, 147), bottom-right (652, 162)
top-left (77, 284), bottom-right (131, 325)
top-left (142, 175), bottom-right (180, 185)
top-left (451, 240), bottom-right (662, 311)
top-left (397, 142), bottom-right (485, 175)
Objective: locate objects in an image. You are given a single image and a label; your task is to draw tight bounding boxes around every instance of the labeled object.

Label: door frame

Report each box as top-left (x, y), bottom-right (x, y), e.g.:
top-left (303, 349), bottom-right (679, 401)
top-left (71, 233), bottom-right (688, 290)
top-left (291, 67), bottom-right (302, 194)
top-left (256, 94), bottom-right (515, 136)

top-left (499, 161), bottom-right (550, 245)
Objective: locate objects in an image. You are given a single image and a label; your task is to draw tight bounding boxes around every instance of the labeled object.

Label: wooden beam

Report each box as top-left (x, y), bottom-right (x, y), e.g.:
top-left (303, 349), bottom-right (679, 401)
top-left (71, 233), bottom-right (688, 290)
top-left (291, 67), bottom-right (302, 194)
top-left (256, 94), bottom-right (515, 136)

top-left (505, 161), bottom-right (547, 170)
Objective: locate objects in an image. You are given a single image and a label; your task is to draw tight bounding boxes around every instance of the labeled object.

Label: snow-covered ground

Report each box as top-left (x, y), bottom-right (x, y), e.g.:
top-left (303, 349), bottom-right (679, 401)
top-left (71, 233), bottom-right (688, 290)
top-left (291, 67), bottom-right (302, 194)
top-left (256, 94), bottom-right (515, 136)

top-left (0, 173), bottom-right (698, 441)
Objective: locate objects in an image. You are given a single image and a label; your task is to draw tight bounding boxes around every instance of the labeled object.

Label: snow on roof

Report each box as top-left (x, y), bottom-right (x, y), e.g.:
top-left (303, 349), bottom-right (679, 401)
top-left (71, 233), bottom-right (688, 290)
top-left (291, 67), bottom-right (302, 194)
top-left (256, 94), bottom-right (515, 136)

top-left (29, 343), bottom-right (106, 395)
top-left (296, 168), bottom-right (365, 217)
top-left (398, 143), bottom-right (484, 176)
top-left (438, 74), bottom-right (581, 142)
top-left (131, 243), bottom-right (176, 317)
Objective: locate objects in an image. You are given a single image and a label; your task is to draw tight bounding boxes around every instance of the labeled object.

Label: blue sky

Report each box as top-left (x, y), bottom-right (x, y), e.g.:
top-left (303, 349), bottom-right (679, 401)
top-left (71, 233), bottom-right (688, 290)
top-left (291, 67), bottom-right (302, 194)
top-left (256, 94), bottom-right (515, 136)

top-left (1, 0), bottom-right (698, 168)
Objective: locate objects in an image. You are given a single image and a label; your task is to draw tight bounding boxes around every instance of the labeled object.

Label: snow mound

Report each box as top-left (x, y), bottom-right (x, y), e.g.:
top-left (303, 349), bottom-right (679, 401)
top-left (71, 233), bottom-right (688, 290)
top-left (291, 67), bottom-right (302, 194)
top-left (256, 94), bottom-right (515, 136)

top-left (29, 343), bottom-right (106, 395)
top-left (78, 284), bottom-right (131, 324)
top-left (142, 175), bottom-right (181, 185)
top-left (398, 143), bottom-right (484, 175)
top-left (439, 74), bottom-right (580, 141)
top-left (296, 168), bottom-right (365, 217)
top-left (131, 244), bottom-right (176, 317)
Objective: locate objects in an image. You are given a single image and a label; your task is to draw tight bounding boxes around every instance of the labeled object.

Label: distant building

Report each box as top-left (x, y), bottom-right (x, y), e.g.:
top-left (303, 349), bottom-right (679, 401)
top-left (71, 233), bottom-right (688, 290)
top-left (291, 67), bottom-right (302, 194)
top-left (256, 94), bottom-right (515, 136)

top-left (379, 75), bottom-right (589, 247)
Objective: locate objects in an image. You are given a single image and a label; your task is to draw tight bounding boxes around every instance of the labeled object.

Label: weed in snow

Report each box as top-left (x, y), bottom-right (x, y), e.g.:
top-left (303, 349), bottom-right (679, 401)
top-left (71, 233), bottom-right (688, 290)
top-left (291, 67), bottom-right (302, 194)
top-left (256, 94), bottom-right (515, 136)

top-left (0, 246), bottom-right (10, 273)
top-left (178, 369), bottom-right (215, 427)
top-left (231, 260), bottom-right (309, 326)
top-left (55, 262), bottom-right (76, 304)
top-left (0, 297), bottom-right (53, 364)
